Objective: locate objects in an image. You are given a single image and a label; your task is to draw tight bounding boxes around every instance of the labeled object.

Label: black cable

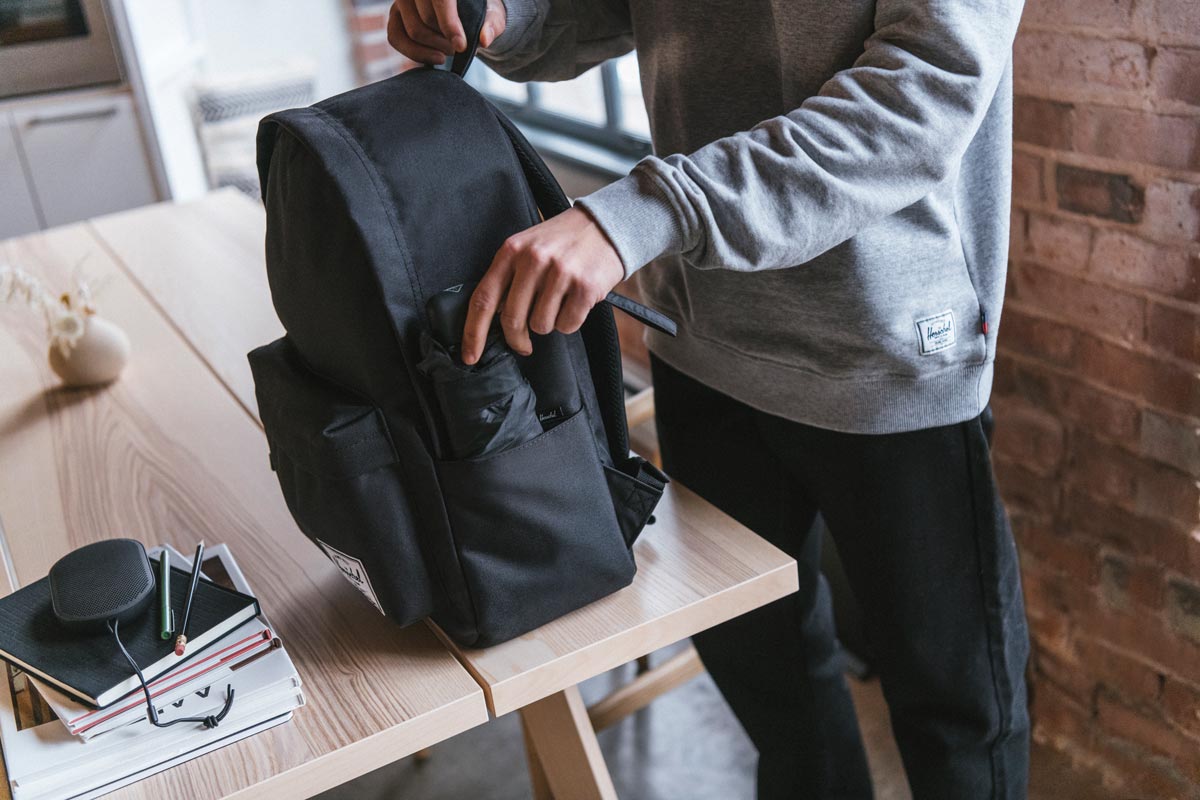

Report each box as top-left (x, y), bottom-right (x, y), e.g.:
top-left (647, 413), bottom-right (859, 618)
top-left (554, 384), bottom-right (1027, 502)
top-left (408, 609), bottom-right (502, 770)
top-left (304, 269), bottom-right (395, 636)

top-left (108, 619), bottom-right (235, 729)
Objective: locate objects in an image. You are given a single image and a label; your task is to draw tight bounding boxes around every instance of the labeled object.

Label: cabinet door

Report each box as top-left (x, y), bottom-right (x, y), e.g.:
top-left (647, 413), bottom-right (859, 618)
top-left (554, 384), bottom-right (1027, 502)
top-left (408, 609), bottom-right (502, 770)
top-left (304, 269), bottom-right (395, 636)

top-left (0, 113), bottom-right (42, 239)
top-left (12, 92), bottom-right (158, 228)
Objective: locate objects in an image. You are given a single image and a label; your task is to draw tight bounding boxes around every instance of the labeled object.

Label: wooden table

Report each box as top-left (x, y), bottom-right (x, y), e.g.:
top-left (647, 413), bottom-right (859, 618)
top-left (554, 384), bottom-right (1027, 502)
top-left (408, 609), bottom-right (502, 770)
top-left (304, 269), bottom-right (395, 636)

top-left (0, 197), bottom-right (488, 799)
top-left (0, 190), bottom-right (798, 800)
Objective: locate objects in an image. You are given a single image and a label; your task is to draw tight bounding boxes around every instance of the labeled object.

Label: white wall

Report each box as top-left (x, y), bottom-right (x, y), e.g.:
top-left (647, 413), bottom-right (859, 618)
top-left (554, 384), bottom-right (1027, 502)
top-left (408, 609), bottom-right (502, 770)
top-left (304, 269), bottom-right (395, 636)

top-left (191, 0), bottom-right (356, 102)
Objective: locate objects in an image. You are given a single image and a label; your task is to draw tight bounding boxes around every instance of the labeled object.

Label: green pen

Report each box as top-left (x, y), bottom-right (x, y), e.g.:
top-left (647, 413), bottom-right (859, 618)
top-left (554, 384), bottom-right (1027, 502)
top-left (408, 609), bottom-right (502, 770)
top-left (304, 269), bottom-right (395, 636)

top-left (159, 550), bottom-right (174, 639)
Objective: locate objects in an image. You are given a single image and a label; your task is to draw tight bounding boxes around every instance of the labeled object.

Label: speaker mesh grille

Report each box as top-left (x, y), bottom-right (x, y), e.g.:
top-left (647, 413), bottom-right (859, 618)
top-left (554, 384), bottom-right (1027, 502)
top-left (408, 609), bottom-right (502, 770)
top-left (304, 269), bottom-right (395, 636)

top-left (49, 540), bottom-right (154, 624)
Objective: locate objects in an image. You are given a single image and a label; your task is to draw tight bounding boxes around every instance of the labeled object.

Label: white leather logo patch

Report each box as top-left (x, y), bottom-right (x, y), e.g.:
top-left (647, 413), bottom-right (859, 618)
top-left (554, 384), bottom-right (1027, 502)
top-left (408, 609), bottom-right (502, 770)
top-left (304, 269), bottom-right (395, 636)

top-left (317, 539), bottom-right (386, 615)
top-left (915, 310), bottom-right (957, 355)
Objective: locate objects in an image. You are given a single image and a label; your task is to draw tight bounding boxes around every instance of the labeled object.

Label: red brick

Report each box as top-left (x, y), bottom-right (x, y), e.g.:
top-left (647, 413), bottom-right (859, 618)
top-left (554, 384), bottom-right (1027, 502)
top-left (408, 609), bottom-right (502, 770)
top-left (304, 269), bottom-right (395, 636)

top-left (1141, 410), bottom-right (1200, 477)
top-left (1013, 151), bottom-right (1045, 206)
top-left (1018, 521), bottom-right (1101, 581)
top-left (354, 39), bottom-right (392, 63)
top-left (1030, 677), bottom-right (1094, 745)
top-left (1024, 213), bottom-right (1093, 272)
top-left (1098, 551), bottom-right (1167, 610)
top-left (1058, 379), bottom-right (1142, 444)
top-left (1147, 302), bottom-right (1200, 365)
top-left (1017, 263), bottom-right (1144, 341)
top-left (1020, 0), bottom-right (1137, 32)
top-left (1044, 655), bottom-right (1102, 714)
top-left (350, 11), bottom-right (388, 34)
top-left (1000, 359), bottom-right (1141, 442)
top-left (1070, 432), bottom-right (1140, 507)
top-left (1076, 335), bottom-right (1200, 417)
top-left (1153, 47), bottom-right (1200, 107)
top-left (1014, 97), bottom-right (1075, 150)
top-left (1073, 105), bottom-right (1200, 172)
top-left (1055, 163), bottom-right (1145, 223)
top-left (1066, 488), bottom-right (1199, 567)
top-left (1135, 461), bottom-right (1200, 523)
top-left (1077, 636), bottom-right (1165, 706)
top-left (1154, 0), bottom-right (1200, 45)
top-left (1100, 552), bottom-right (1134, 610)
top-left (1163, 678), bottom-right (1200, 738)
top-left (1095, 690), bottom-right (1200, 772)
top-left (1167, 578), bottom-right (1200, 646)
top-left (1086, 734), bottom-right (1195, 800)
top-left (995, 457), bottom-right (1063, 514)
top-left (1089, 230), bottom-right (1200, 301)
top-left (1073, 587), bottom-right (1200, 676)
top-left (998, 307), bottom-right (1079, 365)
top-left (992, 396), bottom-right (1067, 473)
top-left (1015, 31), bottom-right (1151, 94)
top-left (1143, 179), bottom-right (1200, 244)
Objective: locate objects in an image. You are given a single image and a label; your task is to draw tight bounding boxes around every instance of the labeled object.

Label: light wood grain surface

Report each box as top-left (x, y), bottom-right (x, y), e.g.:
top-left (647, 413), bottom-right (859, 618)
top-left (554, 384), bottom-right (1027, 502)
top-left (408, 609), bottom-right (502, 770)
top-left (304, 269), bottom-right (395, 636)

top-left (0, 202), bottom-right (487, 799)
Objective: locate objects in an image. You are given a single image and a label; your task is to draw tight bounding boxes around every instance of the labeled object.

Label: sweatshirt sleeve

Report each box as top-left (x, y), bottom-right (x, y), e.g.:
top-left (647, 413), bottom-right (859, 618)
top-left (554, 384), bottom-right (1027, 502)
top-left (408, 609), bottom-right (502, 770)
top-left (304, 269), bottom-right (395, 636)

top-left (575, 0), bottom-right (1025, 279)
top-left (478, 0), bottom-right (633, 82)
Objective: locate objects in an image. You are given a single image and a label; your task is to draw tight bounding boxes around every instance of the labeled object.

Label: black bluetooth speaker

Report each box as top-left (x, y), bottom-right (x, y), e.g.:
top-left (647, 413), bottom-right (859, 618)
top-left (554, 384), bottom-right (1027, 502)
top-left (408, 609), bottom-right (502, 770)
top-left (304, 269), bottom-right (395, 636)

top-left (48, 539), bottom-right (155, 631)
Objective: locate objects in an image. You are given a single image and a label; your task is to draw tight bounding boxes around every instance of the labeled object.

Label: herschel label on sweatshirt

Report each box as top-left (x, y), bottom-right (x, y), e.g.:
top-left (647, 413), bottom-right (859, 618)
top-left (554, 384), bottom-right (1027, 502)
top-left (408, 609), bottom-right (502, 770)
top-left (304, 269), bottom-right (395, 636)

top-left (317, 539), bottom-right (386, 615)
top-left (915, 310), bottom-right (957, 355)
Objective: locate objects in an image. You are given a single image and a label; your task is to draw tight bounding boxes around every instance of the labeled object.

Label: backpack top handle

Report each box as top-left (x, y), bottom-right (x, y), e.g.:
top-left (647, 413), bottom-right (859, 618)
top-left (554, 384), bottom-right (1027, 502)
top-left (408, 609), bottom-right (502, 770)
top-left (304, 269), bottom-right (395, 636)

top-left (447, 0), bottom-right (488, 78)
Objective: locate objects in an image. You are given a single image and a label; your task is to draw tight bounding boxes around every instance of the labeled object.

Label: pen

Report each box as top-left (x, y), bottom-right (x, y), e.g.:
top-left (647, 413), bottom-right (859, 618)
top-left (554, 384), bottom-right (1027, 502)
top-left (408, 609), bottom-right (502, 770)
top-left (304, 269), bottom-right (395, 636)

top-left (159, 549), bottom-right (174, 640)
top-left (174, 542), bottom-right (205, 656)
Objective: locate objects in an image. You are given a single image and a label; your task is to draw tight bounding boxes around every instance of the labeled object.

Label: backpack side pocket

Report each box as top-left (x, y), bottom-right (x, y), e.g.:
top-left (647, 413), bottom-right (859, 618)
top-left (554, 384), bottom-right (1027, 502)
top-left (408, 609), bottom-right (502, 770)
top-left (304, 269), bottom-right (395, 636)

top-left (249, 337), bottom-right (435, 626)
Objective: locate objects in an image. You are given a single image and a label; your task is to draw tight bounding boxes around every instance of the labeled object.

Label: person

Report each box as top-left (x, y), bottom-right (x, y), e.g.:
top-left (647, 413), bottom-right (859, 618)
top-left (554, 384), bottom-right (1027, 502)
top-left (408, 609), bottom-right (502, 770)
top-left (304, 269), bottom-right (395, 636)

top-left (388, 0), bottom-right (1030, 797)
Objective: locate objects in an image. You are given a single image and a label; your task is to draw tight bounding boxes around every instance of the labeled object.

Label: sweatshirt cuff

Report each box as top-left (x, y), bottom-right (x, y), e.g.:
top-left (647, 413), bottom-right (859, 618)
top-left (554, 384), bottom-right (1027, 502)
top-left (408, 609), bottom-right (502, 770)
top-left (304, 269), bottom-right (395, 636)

top-left (574, 167), bottom-right (687, 279)
top-left (485, 0), bottom-right (542, 58)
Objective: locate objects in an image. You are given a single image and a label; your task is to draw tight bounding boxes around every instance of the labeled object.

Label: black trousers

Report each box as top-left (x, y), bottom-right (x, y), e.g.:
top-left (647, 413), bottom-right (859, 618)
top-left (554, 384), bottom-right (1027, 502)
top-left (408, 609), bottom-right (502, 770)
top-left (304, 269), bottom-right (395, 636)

top-left (650, 355), bottom-right (1030, 800)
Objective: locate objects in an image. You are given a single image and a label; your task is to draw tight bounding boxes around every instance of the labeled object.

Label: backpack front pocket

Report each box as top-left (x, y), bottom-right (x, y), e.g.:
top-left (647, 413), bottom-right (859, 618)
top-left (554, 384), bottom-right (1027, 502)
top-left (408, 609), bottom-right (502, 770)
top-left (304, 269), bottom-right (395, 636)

top-left (435, 409), bottom-right (636, 647)
top-left (248, 337), bottom-right (436, 626)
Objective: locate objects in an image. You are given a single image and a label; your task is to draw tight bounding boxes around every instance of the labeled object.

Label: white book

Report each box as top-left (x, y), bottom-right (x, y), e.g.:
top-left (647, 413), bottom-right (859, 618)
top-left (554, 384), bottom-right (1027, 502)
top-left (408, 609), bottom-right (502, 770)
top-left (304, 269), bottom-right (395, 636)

top-left (7, 656), bottom-right (304, 799)
top-left (69, 712), bottom-right (294, 800)
top-left (0, 543), bottom-right (303, 800)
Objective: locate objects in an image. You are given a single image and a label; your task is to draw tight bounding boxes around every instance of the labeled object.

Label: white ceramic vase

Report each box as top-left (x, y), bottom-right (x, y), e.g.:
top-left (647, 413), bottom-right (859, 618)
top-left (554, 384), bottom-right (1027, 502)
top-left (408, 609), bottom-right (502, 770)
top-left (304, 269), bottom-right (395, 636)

top-left (47, 316), bottom-right (131, 387)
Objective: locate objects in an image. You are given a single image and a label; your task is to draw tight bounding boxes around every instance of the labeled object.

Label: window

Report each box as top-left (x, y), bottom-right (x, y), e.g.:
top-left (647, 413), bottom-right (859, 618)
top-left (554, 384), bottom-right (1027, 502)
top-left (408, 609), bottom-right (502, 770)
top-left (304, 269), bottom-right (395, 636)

top-left (466, 52), bottom-right (651, 159)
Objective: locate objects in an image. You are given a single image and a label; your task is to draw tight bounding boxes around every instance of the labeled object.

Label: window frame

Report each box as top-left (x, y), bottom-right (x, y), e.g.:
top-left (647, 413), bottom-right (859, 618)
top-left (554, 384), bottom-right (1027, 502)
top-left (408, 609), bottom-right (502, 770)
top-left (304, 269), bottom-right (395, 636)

top-left (479, 61), bottom-right (652, 159)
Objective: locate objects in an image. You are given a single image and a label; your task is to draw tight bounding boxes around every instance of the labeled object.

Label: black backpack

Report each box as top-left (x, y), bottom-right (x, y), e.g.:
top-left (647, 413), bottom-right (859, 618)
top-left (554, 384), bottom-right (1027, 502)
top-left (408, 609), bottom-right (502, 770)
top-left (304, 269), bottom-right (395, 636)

top-left (247, 11), bottom-right (673, 648)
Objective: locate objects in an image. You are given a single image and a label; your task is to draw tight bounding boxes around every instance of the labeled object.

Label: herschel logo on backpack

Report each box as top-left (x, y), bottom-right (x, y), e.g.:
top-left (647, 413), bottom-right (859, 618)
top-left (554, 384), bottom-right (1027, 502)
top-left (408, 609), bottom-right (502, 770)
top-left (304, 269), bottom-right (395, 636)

top-left (247, 0), bottom-right (674, 648)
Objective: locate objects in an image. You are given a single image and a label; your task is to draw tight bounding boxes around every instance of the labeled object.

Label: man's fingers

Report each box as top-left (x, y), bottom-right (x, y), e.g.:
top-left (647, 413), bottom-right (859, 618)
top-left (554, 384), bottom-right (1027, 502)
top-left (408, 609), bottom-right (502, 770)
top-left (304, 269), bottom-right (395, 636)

top-left (501, 264), bottom-right (540, 356)
top-left (431, 0), bottom-right (467, 51)
top-left (462, 263), bottom-right (510, 365)
top-left (479, 3), bottom-right (506, 47)
top-left (387, 6), bottom-right (447, 63)
top-left (397, 1), bottom-right (454, 53)
top-left (413, 0), bottom-right (438, 28)
top-left (555, 289), bottom-right (594, 335)
top-left (529, 268), bottom-right (569, 336)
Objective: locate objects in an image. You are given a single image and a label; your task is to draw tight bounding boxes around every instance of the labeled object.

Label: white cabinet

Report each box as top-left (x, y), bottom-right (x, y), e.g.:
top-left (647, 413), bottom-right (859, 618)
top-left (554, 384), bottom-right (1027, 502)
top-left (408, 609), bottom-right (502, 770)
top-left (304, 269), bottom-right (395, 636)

top-left (10, 91), bottom-right (158, 229)
top-left (0, 116), bottom-right (41, 239)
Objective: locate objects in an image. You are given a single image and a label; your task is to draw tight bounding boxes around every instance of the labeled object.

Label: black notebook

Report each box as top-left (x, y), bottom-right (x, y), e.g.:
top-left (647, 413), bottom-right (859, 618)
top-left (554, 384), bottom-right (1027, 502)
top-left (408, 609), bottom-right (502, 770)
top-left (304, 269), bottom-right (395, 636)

top-left (0, 557), bottom-right (260, 708)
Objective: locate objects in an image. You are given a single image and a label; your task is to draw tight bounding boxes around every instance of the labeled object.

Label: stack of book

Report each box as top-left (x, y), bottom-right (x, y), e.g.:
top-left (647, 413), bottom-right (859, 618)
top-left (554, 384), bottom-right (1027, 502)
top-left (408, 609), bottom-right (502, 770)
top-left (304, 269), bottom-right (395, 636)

top-left (0, 544), bottom-right (303, 800)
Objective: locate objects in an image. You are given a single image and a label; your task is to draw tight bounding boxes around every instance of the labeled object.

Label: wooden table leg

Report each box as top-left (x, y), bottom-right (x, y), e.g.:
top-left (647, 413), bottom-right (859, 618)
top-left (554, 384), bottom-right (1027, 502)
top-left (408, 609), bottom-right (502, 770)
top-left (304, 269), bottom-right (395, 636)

top-left (521, 715), bottom-right (554, 800)
top-left (519, 685), bottom-right (618, 800)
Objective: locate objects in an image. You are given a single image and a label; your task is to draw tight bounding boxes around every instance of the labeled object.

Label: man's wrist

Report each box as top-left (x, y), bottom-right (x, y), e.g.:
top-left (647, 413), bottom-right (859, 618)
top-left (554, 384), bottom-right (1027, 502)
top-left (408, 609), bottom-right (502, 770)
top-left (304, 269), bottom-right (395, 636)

top-left (574, 167), bottom-right (687, 279)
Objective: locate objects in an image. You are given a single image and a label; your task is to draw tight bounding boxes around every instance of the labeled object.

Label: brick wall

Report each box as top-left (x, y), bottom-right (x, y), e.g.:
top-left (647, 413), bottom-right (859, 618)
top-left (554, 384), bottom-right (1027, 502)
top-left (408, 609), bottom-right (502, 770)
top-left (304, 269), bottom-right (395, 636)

top-left (997, 1), bottom-right (1200, 795)
top-left (346, 0), bottom-right (416, 83)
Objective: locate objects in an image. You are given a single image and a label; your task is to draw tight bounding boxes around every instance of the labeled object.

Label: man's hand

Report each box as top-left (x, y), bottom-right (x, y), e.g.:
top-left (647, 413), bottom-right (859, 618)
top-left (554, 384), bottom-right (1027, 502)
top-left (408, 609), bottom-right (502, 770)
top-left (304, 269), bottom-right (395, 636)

top-left (387, 0), bottom-right (507, 64)
top-left (462, 208), bottom-right (625, 364)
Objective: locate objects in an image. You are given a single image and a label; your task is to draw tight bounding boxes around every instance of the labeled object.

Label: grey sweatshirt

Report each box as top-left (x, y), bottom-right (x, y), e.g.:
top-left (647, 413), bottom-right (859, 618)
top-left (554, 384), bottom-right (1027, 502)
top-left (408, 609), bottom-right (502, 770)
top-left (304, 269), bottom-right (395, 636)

top-left (481, 0), bottom-right (1025, 434)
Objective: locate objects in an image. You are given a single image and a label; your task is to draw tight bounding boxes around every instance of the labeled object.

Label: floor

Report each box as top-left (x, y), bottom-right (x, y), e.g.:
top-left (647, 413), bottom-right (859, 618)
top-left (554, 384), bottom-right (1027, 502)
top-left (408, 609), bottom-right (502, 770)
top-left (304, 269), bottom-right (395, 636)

top-left (319, 643), bottom-right (1116, 800)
